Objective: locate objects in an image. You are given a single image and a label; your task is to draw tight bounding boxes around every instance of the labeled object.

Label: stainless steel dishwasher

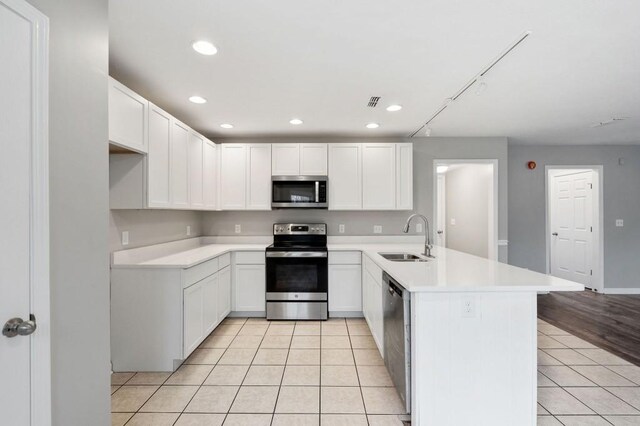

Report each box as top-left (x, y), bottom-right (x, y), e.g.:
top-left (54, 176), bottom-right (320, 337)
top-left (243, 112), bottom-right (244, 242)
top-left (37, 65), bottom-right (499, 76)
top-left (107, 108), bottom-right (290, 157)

top-left (383, 272), bottom-right (411, 414)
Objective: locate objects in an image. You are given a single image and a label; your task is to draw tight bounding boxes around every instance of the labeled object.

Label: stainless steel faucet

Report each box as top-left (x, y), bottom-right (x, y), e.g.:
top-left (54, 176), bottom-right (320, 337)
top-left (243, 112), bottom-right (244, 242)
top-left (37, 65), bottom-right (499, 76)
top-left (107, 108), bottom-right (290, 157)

top-left (403, 214), bottom-right (434, 258)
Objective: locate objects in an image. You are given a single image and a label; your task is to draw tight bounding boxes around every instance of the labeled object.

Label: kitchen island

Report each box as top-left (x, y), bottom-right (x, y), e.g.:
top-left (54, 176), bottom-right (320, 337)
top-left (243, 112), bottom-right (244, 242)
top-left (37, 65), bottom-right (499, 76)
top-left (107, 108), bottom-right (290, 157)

top-left (111, 237), bottom-right (582, 426)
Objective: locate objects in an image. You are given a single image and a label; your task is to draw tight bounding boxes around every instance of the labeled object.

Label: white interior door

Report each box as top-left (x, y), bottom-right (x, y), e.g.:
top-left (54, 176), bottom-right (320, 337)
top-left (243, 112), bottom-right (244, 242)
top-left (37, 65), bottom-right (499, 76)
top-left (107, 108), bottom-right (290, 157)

top-left (1, 0), bottom-right (49, 424)
top-left (550, 170), bottom-right (594, 286)
top-left (436, 174), bottom-right (446, 246)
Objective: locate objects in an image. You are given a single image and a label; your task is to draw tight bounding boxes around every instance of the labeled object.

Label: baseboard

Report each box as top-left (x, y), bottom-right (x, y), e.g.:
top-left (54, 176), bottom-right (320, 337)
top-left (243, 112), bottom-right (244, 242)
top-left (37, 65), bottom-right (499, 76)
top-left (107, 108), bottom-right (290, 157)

top-left (602, 288), bottom-right (640, 295)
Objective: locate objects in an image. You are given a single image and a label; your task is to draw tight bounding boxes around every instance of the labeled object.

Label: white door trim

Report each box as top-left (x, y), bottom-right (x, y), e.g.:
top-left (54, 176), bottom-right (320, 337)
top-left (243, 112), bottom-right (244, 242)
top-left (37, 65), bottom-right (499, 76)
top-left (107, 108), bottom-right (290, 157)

top-left (545, 165), bottom-right (604, 293)
top-left (2, 0), bottom-right (51, 423)
top-left (433, 159), bottom-right (499, 261)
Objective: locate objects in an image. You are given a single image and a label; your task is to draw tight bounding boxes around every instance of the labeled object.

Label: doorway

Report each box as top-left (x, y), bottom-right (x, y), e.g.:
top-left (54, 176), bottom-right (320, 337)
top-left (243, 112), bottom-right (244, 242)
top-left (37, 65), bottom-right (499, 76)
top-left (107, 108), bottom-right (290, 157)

top-left (434, 160), bottom-right (498, 260)
top-left (546, 166), bottom-right (603, 292)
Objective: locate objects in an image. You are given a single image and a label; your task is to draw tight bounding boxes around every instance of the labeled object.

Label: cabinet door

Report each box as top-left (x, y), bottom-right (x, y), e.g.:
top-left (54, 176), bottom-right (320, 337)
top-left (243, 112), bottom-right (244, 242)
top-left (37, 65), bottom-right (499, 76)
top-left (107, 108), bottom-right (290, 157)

top-left (370, 275), bottom-right (384, 354)
top-left (362, 265), bottom-right (371, 324)
top-left (183, 282), bottom-right (204, 356)
top-left (203, 140), bottom-right (218, 210)
top-left (246, 144), bottom-right (272, 210)
top-left (218, 265), bottom-right (231, 321)
top-left (147, 103), bottom-right (172, 207)
top-left (272, 143), bottom-right (299, 176)
top-left (188, 131), bottom-right (204, 209)
top-left (328, 143), bottom-right (362, 210)
top-left (395, 143), bottom-right (413, 210)
top-left (234, 264), bottom-right (266, 312)
top-left (328, 264), bottom-right (362, 312)
top-left (300, 143), bottom-right (328, 175)
top-left (171, 120), bottom-right (190, 208)
top-left (202, 274), bottom-right (219, 335)
top-left (362, 143), bottom-right (396, 210)
top-left (108, 77), bottom-right (148, 153)
top-left (220, 144), bottom-right (247, 209)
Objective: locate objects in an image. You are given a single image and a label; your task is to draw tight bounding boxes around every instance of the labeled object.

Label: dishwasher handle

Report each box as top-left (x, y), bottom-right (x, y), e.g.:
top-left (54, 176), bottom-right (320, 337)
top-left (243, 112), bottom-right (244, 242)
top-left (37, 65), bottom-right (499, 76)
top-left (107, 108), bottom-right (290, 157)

top-left (383, 272), bottom-right (404, 297)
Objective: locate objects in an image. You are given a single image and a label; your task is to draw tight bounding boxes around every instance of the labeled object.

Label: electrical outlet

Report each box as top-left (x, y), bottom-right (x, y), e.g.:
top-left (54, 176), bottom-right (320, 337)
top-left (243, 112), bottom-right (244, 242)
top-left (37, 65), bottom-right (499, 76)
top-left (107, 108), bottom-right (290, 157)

top-left (416, 223), bottom-right (423, 233)
top-left (235, 224), bottom-right (242, 233)
top-left (450, 218), bottom-right (456, 226)
top-left (461, 297), bottom-right (475, 318)
top-left (186, 225), bottom-right (191, 236)
top-left (373, 225), bottom-right (382, 234)
top-left (121, 231), bottom-right (129, 246)
top-left (339, 224), bottom-right (345, 234)
top-left (616, 219), bottom-right (624, 227)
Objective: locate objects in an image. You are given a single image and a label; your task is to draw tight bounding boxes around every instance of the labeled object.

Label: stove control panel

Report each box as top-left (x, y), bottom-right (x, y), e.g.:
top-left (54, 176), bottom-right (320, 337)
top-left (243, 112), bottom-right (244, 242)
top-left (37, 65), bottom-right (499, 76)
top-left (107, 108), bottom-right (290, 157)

top-left (274, 223), bottom-right (327, 235)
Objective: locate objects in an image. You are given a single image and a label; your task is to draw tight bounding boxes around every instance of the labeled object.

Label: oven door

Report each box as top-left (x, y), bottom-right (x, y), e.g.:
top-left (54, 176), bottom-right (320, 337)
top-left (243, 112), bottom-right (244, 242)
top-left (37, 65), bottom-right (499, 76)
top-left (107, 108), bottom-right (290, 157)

top-left (266, 251), bottom-right (328, 301)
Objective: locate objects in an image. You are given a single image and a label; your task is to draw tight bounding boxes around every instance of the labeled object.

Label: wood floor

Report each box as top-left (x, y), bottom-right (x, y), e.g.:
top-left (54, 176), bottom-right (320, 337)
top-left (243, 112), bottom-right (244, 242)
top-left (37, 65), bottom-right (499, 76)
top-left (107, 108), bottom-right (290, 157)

top-left (538, 290), bottom-right (640, 366)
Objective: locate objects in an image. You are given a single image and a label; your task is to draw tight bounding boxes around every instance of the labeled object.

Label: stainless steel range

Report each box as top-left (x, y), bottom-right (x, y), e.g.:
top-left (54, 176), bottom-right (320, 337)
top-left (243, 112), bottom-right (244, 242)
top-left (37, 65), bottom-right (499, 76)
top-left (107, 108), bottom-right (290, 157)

top-left (266, 223), bottom-right (328, 320)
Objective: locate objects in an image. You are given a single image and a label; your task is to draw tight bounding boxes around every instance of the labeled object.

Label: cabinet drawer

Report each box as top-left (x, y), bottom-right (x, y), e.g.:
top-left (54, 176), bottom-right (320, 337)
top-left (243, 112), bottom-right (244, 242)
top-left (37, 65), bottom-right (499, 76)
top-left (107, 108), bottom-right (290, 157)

top-left (363, 255), bottom-right (382, 283)
top-left (218, 252), bottom-right (231, 269)
top-left (329, 251), bottom-right (361, 265)
top-left (184, 257), bottom-right (219, 287)
top-left (235, 251), bottom-right (265, 265)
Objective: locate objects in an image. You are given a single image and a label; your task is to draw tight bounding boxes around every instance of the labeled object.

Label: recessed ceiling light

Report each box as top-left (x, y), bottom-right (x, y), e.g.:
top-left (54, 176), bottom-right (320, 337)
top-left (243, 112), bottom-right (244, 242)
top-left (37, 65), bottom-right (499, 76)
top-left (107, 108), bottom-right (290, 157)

top-left (189, 96), bottom-right (207, 104)
top-left (192, 40), bottom-right (218, 56)
top-left (437, 165), bottom-right (449, 174)
top-left (366, 123), bottom-right (379, 129)
top-left (386, 104), bottom-right (402, 112)
top-left (220, 123), bottom-right (234, 129)
top-left (289, 119), bottom-right (303, 125)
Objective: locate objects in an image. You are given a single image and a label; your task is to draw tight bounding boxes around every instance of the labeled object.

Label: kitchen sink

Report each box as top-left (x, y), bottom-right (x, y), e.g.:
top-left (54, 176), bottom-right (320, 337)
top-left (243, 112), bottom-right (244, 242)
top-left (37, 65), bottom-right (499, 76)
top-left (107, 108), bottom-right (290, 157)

top-left (379, 252), bottom-right (429, 262)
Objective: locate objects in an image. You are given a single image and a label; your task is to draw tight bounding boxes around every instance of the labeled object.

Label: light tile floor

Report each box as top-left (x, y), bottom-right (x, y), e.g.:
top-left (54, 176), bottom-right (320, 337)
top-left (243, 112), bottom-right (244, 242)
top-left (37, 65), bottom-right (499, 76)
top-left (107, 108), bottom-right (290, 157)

top-left (111, 317), bottom-right (640, 425)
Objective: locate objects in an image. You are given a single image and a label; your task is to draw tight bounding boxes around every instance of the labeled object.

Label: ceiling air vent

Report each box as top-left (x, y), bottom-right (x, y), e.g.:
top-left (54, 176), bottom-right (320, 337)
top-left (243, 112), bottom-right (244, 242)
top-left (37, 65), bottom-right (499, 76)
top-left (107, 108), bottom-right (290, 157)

top-left (590, 117), bottom-right (628, 128)
top-left (367, 96), bottom-right (381, 107)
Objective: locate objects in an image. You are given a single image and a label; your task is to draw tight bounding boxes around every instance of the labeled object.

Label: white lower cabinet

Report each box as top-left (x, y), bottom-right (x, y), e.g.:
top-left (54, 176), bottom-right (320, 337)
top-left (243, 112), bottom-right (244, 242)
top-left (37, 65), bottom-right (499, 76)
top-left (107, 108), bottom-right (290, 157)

top-left (234, 263), bottom-right (266, 313)
top-left (328, 251), bottom-right (362, 314)
top-left (218, 265), bottom-right (231, 320)
top-left (362, 255), bottom-right (384, 355)
top-left (183, 281), bottom-right (205, 356)
top-left (202, 273), bottom-right (219, 335)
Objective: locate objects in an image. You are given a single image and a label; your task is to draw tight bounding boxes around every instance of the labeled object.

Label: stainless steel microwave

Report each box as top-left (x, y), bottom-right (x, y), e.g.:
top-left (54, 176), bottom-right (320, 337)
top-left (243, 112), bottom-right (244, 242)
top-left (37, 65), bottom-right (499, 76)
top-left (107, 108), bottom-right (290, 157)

top-left (272, 176), bottom-right (328, 209)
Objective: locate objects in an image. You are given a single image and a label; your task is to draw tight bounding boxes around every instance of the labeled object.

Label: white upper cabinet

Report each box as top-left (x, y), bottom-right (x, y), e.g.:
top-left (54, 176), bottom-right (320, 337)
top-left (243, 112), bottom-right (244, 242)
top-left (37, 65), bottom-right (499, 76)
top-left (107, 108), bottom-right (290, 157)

top-left (170, 120), bottom-right (190, 208)
top-left (203, 140), bottom-right (218, 210)
top-left (328, 143), bottom-right (362, 210)
top-left (188, 131), bottom-right (204, 209)
top-left (246, 144), bottom-right (272, 210)
top-left (395, 143), bottom-right (413, 210)
top-left (362, 143), bottom-right (396, 210)
top-left (147, 103), bottom-right (172, 208)
top-left (272, 143), bottom-right (328, 176)
top-left (272, 144), bottom-right (300, 176)
top-left (300, 143), bottom-right (328, 175)
top-left (219, 144), bottom-right (247, 210)
top-left (108, 77), bottom-right (148, 153)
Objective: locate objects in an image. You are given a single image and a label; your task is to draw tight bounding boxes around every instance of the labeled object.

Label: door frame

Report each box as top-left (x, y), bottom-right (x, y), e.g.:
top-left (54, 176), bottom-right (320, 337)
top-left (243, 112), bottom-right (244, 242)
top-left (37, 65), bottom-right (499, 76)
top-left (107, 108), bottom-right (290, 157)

top-left (433, 159), bottom-right (499, 260)
top-left (3, 0), bottom-right (51, 423)
top-left (545, 165), bottom-right (604, 292)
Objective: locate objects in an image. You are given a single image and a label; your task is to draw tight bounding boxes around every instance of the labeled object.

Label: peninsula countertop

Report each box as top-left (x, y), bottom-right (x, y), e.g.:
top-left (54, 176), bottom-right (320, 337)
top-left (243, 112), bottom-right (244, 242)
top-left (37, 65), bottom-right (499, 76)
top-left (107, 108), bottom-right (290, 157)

top-left (111, 237), bottom-right (584, 293)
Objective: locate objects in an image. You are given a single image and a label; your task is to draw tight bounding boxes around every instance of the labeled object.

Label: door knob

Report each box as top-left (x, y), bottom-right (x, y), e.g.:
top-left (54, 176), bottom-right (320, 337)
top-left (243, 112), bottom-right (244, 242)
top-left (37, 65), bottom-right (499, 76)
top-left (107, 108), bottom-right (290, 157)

top-left (552, 232), bottom-right (558, 236)
top-left (3, 315), bottom-right (37, 338)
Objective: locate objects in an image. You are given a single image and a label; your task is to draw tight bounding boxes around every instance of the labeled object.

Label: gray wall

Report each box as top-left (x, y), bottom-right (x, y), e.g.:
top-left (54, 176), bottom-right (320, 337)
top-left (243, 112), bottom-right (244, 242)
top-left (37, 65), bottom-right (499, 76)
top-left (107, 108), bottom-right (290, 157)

top-left (110, 210), bottom-right (203, 251)
top-left (509, 145), bottom-right (640, 289)
top-left (445, 164), bottom-right (492, 258)
top-left (26, 0), bottom-right (111, 424)
top-left (200, 136), bottom-right (509, 262)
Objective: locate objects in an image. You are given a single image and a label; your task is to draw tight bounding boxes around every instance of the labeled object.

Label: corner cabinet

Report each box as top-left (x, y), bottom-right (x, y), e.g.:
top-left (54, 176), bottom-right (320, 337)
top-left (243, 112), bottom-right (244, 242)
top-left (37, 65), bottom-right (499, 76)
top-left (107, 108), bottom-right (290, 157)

top-left (220, 144), bottom-right (271, 211)
top-left (108, 77), bottom-right (148, 153)
top-left (232, 251), bottom-right (266, 314)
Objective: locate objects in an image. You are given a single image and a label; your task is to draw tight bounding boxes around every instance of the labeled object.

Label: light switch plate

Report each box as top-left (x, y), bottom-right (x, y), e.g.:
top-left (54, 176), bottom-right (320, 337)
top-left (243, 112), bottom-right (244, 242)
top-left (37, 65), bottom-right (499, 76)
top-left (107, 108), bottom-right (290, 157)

top-left (235, 224), bottom-right (242, 233)
top-left (121, 231), bottom-right (129, 246)
top-left (450, 218), bottom-right (456, 226)
top-left (339, 224), bottom-right (345, 234)
top-left (373, 225), bottom-right (382, 234)
top-left (616, 219), bottom-right (624, 227)
top-left (416, 223), bottom-right (423, 233)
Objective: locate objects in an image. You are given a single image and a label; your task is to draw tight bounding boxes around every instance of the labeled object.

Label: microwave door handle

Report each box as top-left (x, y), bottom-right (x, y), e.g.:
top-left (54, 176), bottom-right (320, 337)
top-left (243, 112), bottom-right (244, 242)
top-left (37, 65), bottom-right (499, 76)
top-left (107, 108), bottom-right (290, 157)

top-left (315, 181), bottom-right (319, 203)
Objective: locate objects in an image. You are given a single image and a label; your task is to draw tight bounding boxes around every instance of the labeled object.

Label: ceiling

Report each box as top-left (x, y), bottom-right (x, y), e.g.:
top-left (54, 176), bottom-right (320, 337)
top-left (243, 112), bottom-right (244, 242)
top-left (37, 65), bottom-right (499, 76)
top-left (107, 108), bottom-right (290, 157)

top-left (109, 0), bottom-right (640, 144)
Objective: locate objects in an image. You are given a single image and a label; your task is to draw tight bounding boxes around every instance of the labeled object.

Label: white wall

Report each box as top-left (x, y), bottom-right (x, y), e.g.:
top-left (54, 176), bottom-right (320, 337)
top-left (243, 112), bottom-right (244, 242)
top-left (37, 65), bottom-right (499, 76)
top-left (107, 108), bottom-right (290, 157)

top-left (444, 164), bottom-right (493, 258)
top-left (509, 144), bottom-right (640, 290)
top-left (25, 0), bottom-right (111, 424)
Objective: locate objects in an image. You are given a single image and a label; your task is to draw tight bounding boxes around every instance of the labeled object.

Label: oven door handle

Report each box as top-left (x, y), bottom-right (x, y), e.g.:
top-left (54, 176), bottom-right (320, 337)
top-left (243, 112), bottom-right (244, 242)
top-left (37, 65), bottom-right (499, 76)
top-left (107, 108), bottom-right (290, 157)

top-left (266, 251), bottom-right (328, 258)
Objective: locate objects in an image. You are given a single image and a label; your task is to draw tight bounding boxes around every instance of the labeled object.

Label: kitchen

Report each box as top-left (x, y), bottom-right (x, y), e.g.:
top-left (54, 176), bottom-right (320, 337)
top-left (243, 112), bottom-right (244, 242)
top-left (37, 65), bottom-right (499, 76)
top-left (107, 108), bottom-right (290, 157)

top-left (3, 0), bottom-right (640, 426)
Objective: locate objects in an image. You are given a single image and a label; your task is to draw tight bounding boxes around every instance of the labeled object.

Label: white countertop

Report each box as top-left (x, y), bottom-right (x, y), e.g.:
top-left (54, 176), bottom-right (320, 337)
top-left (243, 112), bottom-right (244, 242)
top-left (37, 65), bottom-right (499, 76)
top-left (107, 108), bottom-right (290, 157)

top-left (111, 237), bottom-right (583, 293)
